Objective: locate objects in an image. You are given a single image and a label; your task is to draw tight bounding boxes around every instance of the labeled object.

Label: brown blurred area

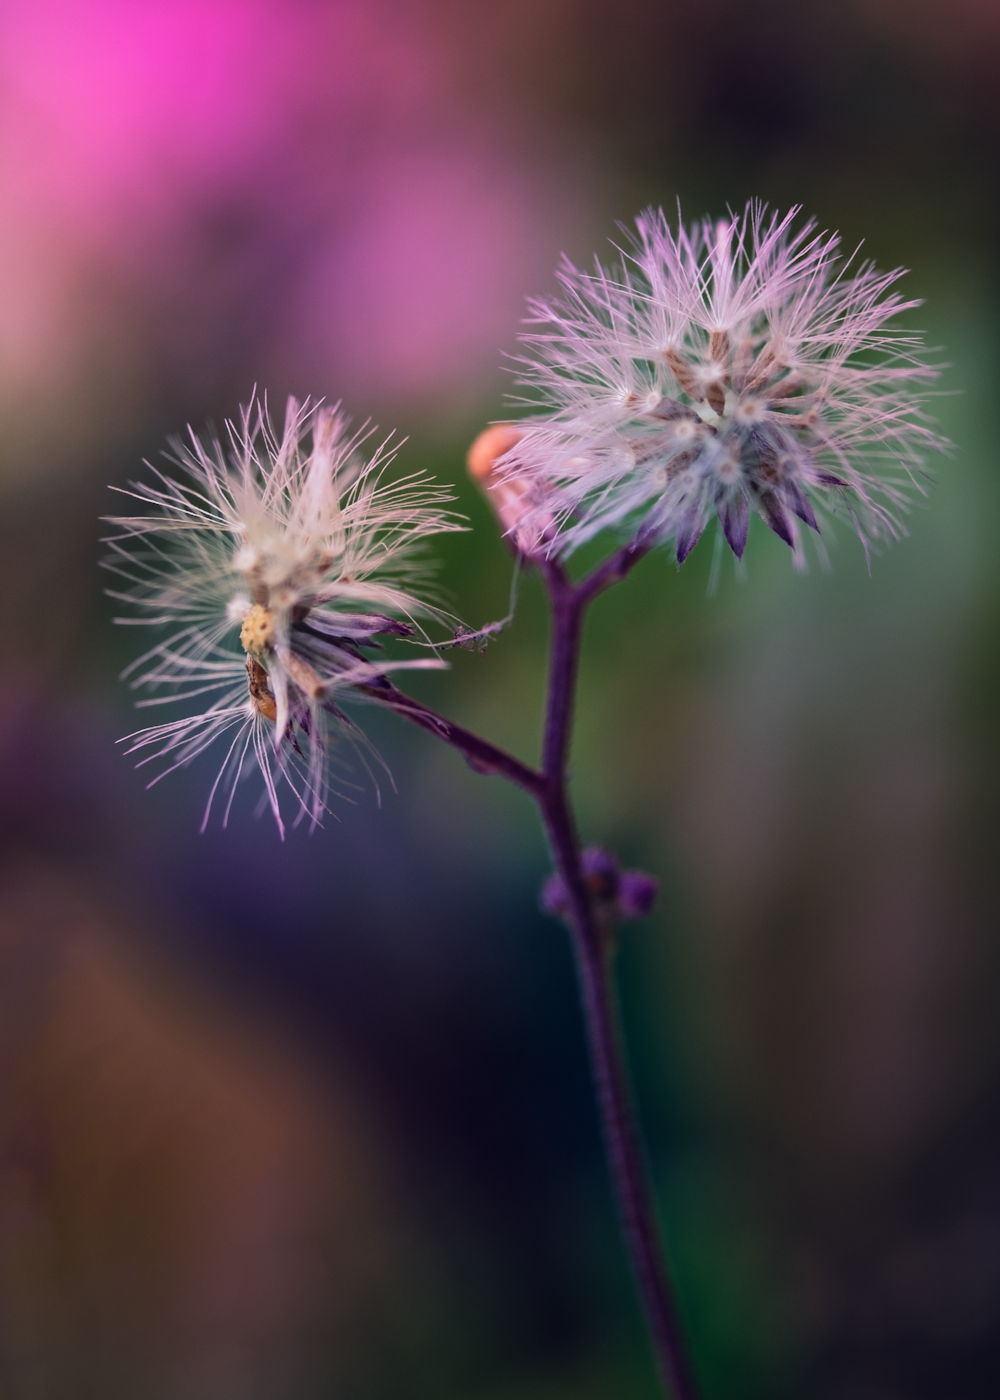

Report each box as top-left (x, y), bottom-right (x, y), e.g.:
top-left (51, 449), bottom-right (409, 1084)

top-left (0, 859), bottom-right (403, 1398)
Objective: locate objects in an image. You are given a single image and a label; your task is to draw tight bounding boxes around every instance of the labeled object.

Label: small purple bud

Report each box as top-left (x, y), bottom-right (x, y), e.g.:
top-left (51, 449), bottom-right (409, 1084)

top-left (581, 846), bottom-right (619, 901)
top-left (617, 870), bottom-right (658, 920)
top-left (540, 873), bottom-right (571, 917)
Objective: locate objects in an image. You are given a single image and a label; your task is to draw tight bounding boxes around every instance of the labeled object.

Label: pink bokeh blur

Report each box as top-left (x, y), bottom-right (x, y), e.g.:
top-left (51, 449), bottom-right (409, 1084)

top-left (0, 0), bottom-right (597, 481)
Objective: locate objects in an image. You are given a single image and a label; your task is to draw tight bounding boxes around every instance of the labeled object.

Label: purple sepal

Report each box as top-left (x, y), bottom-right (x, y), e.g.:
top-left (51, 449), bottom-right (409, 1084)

top-left (758, 490), bottom-right (794, 546)
top-left (718, 491), bottom-right (749, 558)
top-left (815, 470), bottom-right (847, 487)
top-left (306, 611), bottom-right (415, 640)
top-left (675, 511), bottom-right (705, 564)
top-left (617, 870), bottom-right (658, 920)
top-left (784, 480), bottom-right (819, 531)
top-left (652, 398), bottom-right (701, 424)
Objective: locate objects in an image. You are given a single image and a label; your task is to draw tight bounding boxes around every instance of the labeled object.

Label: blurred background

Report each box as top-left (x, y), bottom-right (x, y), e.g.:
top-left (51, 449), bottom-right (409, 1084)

top-left (1, 1), bottom-right (998, 1396)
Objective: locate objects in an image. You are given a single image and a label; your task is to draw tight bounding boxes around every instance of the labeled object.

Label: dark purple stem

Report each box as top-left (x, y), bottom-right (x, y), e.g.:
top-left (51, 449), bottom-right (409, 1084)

top-left (366, 536), bottom-right (697, 1399)
top-left (534, 553), bottom-right (698, 1400)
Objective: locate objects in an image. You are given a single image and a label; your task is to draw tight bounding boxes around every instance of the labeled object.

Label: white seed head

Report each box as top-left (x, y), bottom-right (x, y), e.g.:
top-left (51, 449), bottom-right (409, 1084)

top-left (106, 395), bottom-right (462, 834)
top-left (501, 201), bottom-right (945, 566)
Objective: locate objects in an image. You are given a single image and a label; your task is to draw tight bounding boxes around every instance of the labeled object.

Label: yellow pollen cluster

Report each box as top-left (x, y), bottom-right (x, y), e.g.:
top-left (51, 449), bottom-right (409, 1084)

top-left (240, 603), bottom-right (275, 661)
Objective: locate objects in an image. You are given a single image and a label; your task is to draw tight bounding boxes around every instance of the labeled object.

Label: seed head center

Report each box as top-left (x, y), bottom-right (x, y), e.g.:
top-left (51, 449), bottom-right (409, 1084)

top-left (240, 603), bottom-right (275, 662)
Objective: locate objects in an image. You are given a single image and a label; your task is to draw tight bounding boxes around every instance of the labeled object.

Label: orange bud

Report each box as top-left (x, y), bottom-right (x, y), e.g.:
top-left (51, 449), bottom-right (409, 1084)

top-left (466, 424), bottom-right (524, 483)
top-left (466, 424), bottom-right (553, 556)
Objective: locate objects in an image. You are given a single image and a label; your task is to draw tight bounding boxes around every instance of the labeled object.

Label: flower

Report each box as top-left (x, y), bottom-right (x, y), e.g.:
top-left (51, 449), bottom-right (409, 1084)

top-left (499, 203), bottom-right (943, 565)
top-left (106, 396), bottom-right (462, 835)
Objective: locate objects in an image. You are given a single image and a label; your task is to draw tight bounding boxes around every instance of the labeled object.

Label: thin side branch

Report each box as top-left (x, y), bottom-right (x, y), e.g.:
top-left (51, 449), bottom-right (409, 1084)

top-left (357, 679), bottom-right (543, 798)
top-left (575, 534), bottom-right (654, 605)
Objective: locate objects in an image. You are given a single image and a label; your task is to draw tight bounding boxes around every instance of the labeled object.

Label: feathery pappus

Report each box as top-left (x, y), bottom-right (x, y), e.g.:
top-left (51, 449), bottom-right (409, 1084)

top-left (497, 203), bottom-right (944, 567)
top-left (105, 396), bottom-right (462, 835)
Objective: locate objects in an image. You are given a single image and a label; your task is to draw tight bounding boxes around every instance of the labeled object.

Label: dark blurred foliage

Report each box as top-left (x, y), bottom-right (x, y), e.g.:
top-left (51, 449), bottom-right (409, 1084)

top-left (2, 1), bottom-right (1000, 1396)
